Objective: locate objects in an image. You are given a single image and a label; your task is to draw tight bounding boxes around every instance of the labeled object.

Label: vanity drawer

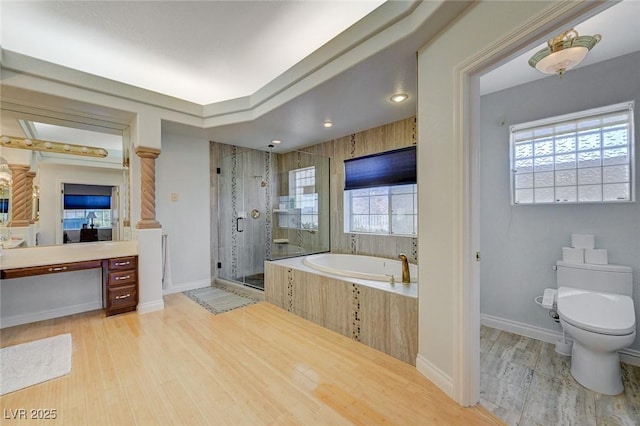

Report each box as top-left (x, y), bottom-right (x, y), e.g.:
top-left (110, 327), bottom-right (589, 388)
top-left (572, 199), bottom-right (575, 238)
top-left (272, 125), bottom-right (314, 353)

top-left (1, 259), bottom-right (103, 279)
top-left (108, 269), bottom-right (136, 286)
top-left (108, 256), bottom-right (137, 271)
top-left (108, 284), bottom-right (137, 309)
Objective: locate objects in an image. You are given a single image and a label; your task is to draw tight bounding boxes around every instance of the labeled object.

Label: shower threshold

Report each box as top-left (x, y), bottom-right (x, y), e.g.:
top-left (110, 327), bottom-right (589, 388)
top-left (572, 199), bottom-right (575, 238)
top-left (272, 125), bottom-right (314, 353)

top-left (237, 273), bottom-right (264, 291)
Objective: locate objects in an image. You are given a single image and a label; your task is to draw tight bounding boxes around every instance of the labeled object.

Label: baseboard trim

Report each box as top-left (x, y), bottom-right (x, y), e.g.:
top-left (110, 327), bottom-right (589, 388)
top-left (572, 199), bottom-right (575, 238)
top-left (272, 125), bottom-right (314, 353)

top-left (137, 299), bottom-right (165, 314)
top-left (416, 353), bottom-right (454, 398)
top-left (481, 314), bottom-right (561, 344)
top-left (481, 314), bottom-right (640, 367)
top-left (162, 279), bottom-right (210, 295)
top-left (0, 301), bottom-right (102, 329)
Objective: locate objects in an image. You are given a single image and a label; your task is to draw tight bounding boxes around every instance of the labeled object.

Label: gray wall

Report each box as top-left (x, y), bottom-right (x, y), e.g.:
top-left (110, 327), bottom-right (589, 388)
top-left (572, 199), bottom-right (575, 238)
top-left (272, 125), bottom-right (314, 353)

top-left (480, 51), bottom-right (640, 351)
top-left (157, 132), bottom-right (211, 293)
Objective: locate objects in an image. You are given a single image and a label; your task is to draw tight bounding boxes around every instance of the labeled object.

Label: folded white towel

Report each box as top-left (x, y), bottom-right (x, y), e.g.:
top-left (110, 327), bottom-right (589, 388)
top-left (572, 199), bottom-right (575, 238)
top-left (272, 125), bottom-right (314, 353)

top-left (562, 247), bottom-right (584, 264)
top-left (571, 234), bottom-right (595, 249)
top-left (585, 248), bottom-right (608, 265)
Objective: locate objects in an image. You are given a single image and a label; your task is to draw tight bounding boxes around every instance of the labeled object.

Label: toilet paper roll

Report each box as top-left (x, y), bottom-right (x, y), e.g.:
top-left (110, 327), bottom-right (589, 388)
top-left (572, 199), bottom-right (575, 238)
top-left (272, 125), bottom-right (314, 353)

top-left (562, 247), bottom-right (584, 264)
top-left (585, 248), bottom-right (608, 265)
top-left (571, 234), bottom-right (595, 249)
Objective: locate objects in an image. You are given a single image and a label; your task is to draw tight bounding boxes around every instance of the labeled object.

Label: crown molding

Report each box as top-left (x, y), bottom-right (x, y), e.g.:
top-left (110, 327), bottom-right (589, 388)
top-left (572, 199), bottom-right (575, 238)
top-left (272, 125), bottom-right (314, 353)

top-left (1, 1), bottom-right (469, 131)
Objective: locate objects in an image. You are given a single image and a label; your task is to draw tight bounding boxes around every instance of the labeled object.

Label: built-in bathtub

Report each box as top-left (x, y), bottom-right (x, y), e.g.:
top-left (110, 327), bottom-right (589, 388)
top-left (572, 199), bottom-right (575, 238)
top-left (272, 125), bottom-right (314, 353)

top-left (303, 253), bottom-right (418, 283)
top-left (265, 254), bottom-right (417, 365)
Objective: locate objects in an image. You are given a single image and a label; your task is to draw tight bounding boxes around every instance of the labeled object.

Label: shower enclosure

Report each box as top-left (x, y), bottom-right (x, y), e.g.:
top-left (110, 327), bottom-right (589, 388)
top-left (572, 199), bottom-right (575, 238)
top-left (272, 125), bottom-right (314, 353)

top-left (213, 143), bottom-right (329, 290)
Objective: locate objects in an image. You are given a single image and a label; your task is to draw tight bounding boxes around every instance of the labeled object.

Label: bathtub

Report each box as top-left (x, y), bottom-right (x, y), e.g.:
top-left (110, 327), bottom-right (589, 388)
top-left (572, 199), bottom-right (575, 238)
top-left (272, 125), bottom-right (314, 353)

top-left (265, 254), bottom-right (418, 364)
top-left (303, 253), bottom-right (418, 283)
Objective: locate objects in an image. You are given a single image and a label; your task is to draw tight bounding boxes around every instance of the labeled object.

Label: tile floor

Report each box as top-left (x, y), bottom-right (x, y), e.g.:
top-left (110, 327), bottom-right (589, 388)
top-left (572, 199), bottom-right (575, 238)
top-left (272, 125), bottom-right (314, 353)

top-left (480, 326), bottom-right (640, 425)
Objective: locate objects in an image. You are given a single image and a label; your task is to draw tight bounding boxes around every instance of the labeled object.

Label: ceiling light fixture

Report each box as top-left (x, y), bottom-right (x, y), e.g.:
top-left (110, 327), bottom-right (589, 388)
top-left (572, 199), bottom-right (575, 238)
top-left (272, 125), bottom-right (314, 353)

top-left (0, 135), bottom-right (108, 158)
top-left (528, 28), bottom-right (601, 76)
top-left (390, 93), bottom-right (408, 103)
top-left (271, 139), bottom-right (282, 145)
top-left (323, 121), bottom-right (333, 128)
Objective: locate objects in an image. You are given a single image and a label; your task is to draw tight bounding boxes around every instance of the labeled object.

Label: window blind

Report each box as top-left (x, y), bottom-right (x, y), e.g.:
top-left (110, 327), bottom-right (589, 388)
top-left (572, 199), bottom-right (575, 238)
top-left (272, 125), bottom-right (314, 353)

top-left (344, 146), bottom-right (416, 191)
top-left (64, 195), bottom-right (111, 210)
top-left (510, 101), bottom-right (635, 204)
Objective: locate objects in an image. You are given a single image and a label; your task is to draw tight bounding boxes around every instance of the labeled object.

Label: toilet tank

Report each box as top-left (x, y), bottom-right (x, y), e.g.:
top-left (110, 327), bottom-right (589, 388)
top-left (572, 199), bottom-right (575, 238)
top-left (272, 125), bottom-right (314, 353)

top-left (556, 261), bottom-right (633, 296)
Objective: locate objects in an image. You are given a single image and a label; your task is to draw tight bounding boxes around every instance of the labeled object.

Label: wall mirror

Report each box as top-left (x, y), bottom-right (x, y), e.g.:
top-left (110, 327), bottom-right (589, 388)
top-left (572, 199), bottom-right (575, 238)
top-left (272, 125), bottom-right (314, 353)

top-left (0, 98), bottom-right (133, 248)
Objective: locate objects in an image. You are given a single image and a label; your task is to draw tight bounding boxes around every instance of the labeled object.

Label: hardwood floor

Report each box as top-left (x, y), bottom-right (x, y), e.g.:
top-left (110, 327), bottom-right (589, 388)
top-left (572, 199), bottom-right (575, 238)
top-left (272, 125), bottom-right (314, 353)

top-left (1, 294), bottom-right (503, 425)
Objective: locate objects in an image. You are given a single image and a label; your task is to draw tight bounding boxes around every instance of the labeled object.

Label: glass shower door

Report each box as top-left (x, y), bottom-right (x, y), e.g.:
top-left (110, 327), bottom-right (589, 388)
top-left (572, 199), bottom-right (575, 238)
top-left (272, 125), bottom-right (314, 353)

top-left (217, 147), bottom-right (267, 290)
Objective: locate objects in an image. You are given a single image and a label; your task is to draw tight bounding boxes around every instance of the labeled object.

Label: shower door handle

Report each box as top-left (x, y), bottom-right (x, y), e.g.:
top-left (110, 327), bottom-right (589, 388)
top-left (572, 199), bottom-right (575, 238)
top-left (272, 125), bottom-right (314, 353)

top-left (236, 217), bottom-right (244, 232)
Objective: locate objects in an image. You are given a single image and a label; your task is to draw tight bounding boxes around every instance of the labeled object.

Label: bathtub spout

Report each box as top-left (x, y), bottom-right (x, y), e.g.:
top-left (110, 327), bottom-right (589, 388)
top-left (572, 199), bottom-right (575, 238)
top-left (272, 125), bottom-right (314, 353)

top-left (399, 253), bottom-right (410, 284)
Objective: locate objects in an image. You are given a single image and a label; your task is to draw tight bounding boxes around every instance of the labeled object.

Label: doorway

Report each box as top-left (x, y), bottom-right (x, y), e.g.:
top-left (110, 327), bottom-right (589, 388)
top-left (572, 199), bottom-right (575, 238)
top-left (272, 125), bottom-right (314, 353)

top-left (61, 183), bottom-right (119, 244)
top-left (457, 0), bottom-right (621, 409)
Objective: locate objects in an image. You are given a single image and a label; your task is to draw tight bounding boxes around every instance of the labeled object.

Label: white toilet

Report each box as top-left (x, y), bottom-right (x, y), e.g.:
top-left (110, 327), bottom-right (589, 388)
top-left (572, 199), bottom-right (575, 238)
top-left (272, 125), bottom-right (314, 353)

top-left (556, 261), bottom-right (636, 395)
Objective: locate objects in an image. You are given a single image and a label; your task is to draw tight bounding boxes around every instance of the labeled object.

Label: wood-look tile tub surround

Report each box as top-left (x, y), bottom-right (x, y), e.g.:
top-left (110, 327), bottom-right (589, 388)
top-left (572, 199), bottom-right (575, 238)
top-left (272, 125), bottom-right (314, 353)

top-left (265, 258), bottom-right (418, 365)
top-left (273, 116), bottom-right (418, 262)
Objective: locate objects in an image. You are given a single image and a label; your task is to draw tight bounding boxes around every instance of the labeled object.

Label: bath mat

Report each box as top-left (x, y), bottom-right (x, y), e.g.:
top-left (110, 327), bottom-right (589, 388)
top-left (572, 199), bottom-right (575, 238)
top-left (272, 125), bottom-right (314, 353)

top-left (0, 334), bottom-right (72, 395)
top-left (183, 285), bottom-right (258, 315)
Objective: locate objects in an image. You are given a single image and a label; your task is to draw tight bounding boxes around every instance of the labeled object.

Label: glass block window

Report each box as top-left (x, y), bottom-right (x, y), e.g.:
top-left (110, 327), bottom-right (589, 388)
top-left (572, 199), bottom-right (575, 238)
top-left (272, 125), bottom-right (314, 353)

top-left (510, 101), bottom-right (635, 204)
top-left (344, 184), bottom-right (417, 236)
top-left (287, 166), bottom-right (318, 230)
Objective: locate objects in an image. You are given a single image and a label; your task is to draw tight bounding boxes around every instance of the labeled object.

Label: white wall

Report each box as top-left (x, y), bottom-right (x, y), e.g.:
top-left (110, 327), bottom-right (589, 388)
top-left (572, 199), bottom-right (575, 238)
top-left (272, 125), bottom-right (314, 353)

top-left (156, 132), bottom-right (211, 293)
top-left (0, 269), bottom-right (102, 328)
top-left (38, 163), bottom-right (124, 246)
top-left (480, 51), bottom-right (640, 352)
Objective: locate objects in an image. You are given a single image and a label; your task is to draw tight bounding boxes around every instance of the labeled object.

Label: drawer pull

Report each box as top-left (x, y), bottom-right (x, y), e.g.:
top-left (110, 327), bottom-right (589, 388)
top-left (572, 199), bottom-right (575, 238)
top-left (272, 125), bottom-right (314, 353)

top-left (115, 275), bottom-right (131, 281)
top-left (49, 266), bottom-right (67, 272)
top-left (115, 293), bottom-right (131, 300)
top-left (114, 261), bottom-right (130, 266)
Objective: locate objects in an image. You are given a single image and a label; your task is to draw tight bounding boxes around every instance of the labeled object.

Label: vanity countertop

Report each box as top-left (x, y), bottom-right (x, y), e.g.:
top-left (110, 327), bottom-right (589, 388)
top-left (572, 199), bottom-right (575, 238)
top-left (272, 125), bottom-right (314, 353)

top-left (0, 240), bottom-right (138, 270)
top-left (1, 238), bottom-right (25, 249)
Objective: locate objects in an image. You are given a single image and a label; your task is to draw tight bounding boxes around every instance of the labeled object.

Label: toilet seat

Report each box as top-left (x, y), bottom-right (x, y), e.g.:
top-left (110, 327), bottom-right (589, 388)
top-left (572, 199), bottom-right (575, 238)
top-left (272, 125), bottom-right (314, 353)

top-left (557, 286), bottom-right (636, 336)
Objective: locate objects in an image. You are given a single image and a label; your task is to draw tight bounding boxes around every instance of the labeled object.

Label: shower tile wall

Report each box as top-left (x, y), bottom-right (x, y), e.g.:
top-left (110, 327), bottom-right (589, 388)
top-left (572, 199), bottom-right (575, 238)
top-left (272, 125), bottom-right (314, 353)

top-left (273, 151), bottom-right (331, 254)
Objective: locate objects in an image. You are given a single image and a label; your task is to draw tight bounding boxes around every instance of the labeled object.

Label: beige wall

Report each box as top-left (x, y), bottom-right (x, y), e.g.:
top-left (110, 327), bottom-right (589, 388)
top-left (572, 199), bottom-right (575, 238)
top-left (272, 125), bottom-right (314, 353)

top-left (286, 116), bottom-right (418, 261)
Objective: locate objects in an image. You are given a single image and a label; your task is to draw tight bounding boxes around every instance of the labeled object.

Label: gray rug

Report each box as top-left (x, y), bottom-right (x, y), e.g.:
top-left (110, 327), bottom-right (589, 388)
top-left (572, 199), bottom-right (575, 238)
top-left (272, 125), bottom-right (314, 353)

top-left (183, 285), bottom-right (259, 314)
top-left (0, 334), bottom-right (72, 395)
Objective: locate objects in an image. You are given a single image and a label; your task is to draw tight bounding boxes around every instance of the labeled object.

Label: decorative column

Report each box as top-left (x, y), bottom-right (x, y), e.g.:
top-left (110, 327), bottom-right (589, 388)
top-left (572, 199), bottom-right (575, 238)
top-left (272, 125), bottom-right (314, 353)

top-left (8, 164), bottom-right (30, 227)
top-left (25, 171), bottom-right (36, 224)
top-left (135, 147), bottom-right (161, 229)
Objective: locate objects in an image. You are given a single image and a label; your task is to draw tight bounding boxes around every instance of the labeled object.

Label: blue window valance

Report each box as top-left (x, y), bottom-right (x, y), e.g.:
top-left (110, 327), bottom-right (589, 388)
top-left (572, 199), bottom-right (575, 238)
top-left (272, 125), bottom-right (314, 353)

top-left (344, 146), bottom-right (416, 190)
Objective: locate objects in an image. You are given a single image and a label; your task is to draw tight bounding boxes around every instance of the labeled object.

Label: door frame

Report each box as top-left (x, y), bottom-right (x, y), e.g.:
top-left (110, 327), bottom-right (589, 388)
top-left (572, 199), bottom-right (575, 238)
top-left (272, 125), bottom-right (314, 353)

top-left (453, 0), bottom-right (615, 405)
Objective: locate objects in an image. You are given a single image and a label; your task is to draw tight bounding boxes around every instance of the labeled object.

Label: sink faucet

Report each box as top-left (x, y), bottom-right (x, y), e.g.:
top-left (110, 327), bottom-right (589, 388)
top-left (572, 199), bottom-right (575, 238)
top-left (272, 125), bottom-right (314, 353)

top-left (399, 253), bottom-right (410, 284)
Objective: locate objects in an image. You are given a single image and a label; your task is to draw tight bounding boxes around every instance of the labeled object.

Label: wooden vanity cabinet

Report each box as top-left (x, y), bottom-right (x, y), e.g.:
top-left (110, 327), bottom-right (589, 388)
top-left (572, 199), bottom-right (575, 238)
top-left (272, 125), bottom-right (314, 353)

top-left (103, 256), bottom-right (138, 316)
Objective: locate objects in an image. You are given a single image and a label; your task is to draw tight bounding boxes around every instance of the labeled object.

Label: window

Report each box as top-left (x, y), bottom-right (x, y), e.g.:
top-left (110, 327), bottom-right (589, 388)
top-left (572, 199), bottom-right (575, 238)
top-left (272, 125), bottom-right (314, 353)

top-left (511, 102), bottom-right (635, 204)
top-left (344, 184), bottom-right (417, 236)
top-left (279, 166), bottom-right (318, 230)
top-left (63, 209), bottom-right (111, 230)
top-left (63, 194), bottom-right (112, 229)
top-left (343, 146), bottom-right (417, 236)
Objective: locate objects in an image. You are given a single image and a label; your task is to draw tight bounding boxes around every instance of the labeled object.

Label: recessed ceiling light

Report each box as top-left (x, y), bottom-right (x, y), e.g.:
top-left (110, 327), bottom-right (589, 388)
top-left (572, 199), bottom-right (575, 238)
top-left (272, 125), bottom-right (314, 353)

top-left (323, 121), bottom-right (333, 128)
top-left (390, 93), bottom-right (408, 103)
top-left (271, 139), bottom-right (282, 144)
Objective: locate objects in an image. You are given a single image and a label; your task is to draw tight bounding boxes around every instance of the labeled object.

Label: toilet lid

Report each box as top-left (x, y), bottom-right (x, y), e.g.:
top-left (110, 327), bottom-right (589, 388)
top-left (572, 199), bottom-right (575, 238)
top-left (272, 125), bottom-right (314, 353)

top-left (557, 287), bottom-right (636, 335)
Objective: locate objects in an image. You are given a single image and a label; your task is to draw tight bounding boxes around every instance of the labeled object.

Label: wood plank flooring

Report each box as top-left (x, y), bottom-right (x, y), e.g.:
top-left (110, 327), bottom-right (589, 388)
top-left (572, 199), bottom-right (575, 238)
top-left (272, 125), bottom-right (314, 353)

top-left (1, 294), bottom-right (503, 425)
